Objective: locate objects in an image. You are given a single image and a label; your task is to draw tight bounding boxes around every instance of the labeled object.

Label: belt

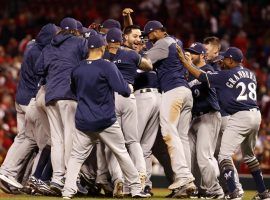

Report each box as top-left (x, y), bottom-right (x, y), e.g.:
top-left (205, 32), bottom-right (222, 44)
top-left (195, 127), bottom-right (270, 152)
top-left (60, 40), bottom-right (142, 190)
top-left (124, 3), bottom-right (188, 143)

top-left (249, 108), bottom-right (259, 112)
top-left (193, 110), bottom-right (217, 118)
top-left (139, 88), bottom-right (158, 93)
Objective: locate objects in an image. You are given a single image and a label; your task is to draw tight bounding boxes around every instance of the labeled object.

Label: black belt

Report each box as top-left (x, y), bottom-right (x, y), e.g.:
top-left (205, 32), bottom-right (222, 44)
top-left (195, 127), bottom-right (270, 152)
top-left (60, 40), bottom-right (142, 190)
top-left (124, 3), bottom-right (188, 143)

top-left (193, 110), bottom-right (217, 118)
top-left (139, 88), bottom-right (158, 93)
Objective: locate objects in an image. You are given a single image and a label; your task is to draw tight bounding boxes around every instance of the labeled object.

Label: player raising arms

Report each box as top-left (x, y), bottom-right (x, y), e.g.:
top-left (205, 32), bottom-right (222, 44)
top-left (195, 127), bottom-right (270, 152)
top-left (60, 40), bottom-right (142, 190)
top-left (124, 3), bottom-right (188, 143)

top-left (177, 46), bottom-right (270, 200)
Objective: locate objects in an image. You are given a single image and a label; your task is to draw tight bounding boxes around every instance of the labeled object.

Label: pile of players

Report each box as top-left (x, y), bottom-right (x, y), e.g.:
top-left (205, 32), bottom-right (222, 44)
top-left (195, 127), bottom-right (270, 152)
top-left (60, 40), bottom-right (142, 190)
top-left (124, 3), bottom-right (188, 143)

top-left (0, 8), bottom-right (269, 200)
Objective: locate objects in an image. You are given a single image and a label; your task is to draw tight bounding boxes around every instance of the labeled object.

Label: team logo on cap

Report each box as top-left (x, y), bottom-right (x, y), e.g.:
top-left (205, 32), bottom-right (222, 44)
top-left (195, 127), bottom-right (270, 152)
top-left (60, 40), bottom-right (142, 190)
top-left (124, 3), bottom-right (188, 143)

top-left (190, 43), bottom-right (197, 47)
top-left (85, 32), bottom-right (91, 38)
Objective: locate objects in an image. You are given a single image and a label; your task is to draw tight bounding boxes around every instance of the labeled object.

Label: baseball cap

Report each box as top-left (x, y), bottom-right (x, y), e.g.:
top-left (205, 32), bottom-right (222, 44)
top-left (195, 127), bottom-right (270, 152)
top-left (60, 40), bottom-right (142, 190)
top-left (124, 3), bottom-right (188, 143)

top-left (87, 34), bottom-right (106, 49)
top-left (76, 20), bottom-right (83, 33)
top-left (222, 47), bottom-right (243, 62)
top-left (185, 42), bottom-right (206, 55)
top-left (60, 17), bottom-right (77, 30)
top-left (101, 19), bottom-right (121, 30)
top-left (82, 27), bottom-right (97, 38)
top-left (106, 28), bottom-right (123, 43)
top-left (143, 20), bottom-right (164, 35)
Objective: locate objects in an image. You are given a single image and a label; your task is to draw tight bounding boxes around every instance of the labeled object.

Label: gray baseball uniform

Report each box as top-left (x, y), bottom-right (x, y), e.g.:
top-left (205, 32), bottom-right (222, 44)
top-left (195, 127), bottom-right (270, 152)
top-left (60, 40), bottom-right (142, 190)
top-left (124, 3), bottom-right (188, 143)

top-left (63, 122), bottom-right (142, 197)
top-left (186, 63), bottom-right (223, 196)
top-left (46, 100), bottom-right (77, 186)
top-left (105, 93), bottom-right (146, 177)
top-left (134, 88), bottom-right (161, 188)
top-left (215, 115), bottom-right (243, 193)
top-left (146, 37), bottom-right (195, 190)
top-left (0, 103), bottom-right (28, 178)
top-left (188, 112), bottom-right (223, 194)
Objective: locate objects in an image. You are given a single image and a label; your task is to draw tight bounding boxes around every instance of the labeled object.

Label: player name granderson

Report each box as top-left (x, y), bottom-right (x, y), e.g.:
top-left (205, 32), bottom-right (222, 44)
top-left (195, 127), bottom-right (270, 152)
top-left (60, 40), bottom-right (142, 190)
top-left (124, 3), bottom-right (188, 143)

top-left (226, 70), bottom-right (256, 88)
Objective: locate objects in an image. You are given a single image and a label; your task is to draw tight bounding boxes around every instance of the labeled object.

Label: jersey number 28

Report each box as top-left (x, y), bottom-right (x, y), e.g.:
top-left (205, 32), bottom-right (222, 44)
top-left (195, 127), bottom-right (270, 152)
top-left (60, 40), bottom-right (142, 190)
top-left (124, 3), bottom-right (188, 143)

top-left (236, 82), bottom-right (257, 101)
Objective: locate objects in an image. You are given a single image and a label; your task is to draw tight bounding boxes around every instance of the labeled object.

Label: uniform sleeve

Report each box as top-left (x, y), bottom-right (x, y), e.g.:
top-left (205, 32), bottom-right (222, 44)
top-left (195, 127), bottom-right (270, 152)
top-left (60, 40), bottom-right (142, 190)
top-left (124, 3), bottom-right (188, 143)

top-left (145, 39), bottom-right (169, 64)
top-left (106, 63), bottom-right (131, 97)
top-left (198, 71), bottom-right (227, 88)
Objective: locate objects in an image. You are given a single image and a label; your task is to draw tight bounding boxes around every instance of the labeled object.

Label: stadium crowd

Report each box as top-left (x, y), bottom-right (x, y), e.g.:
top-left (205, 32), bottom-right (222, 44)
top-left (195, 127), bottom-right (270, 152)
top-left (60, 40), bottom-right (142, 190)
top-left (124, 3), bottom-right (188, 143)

top-left (0, 0), bottom-right (270, 175)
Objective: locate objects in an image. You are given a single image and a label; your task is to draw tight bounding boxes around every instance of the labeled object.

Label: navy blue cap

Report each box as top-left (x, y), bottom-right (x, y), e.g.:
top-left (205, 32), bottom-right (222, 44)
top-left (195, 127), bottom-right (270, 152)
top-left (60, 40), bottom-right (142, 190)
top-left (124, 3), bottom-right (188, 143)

top-left (106, 28), bottom-right (123, 43)
top-left (87, 34), bottom-right (106, 49)
top-left (143, 20), bottom-right (164, 35)
top-left (76, 20), bottom-right (83, 33)
top-left (222, 47), bottom-right (243, 62)
top-left (82, 27), bottom-right (97, 38)
top-left (101, 19), bottom-right (121, 30)
top-left (60, 17), bottom-right (77, 30)
top-left (185, 42), bottom-right (206, 54)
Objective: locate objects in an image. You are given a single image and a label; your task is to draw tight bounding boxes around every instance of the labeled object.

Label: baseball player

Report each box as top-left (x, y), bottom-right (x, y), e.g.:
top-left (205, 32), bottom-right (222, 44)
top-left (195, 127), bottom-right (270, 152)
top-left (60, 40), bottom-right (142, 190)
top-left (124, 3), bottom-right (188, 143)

top-left (122, 24), bottom-right (161, 195)
top-left (0, 23), bottom-right (58, 192)
top-left (185, 42), bottom-right (224, 198)
top-left (121, 9), bottom-right (175, 195)
top-left (35, 17), bottom-right (88, 195)
top-left (143, 20), bottom-right (196, 198)
top-left (103, 27), bottom-right (152, 194)
top-left (203, 36), bottom-right (243, 195)
top-left (177, 46), bottom-right (270, 200)
top-left (62, 34), bottom-right (148, 199)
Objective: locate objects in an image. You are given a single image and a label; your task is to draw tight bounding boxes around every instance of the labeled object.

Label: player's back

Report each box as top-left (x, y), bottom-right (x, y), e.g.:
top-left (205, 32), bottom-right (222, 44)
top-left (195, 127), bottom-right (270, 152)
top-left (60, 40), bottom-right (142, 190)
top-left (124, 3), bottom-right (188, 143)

top-left (208, 66), bottom-right (258, 114)
top-left (71, 59), bottom-right (130, 132)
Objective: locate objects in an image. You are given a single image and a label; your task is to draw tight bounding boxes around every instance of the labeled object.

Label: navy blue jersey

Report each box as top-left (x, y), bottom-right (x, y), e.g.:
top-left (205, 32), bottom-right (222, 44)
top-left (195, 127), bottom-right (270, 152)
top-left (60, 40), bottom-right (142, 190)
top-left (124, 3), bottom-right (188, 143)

top-left (71, 59), bottom-right (130, 133)
top-left (188, 64), bottom-right (220, 115)
top-left (16, 23), bottom-right (58, 105)
top-left (146, 36), bottom-right (188, 92)
top-left (207, 59), bottom-right (229, 116)
top-left (103, 47), bottom-right (141, 85)
top-left (199, 66), bottom-right (258, 115)
top-left (134, 69), bottom-right (159, 90)
top-left (35, 33), bottom-right (88, 104)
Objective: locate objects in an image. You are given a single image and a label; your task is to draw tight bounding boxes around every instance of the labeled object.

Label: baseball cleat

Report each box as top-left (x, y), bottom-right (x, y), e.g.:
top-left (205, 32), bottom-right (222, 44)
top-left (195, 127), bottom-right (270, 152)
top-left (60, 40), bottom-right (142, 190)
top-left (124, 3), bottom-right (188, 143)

top-left (144, 185), bottom-right (154, 197)
top-left (36, 179), bottom-right (57, 196)
top-left (228, 188), bottom-right (243, 200)
top-left (252, 190), bottom-right (270, 200)
top-left (28, 176), bottom-right (38, 189)
top-left (97, 182), bottom-right (113, 197)
top-left (168, 177), bottom-right (195, 190)
top-left (0, 174), bottom-right (23, 189)
top-left (132, 191), bottom-right (150, 198)
top-left (171, 181), bottom-right (196, 198)
top-left (0, 179), bottom-right (12, 194)
top-left (77, 180), bottom-right (88, 195)
top-left (50, 181), bottom-right (63, 196)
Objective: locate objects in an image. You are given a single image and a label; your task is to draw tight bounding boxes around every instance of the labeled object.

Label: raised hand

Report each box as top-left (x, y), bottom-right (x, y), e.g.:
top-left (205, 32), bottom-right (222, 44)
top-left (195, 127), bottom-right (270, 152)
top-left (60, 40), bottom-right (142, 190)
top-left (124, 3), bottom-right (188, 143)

top-left (122, 8), bottom-right (134, 16)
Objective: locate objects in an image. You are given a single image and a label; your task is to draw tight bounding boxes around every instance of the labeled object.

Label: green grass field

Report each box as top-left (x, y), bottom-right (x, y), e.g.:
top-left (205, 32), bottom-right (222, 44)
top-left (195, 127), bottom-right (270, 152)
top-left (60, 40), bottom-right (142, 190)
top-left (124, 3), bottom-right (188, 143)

top-left (0, 188), bottom-right (256, 200)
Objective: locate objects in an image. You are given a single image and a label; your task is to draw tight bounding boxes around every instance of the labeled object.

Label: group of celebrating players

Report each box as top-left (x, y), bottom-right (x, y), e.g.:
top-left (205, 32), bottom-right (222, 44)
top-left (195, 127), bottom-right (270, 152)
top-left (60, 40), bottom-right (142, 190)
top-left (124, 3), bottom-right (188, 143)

top-left (0, 8), bottom-right (269, 200)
